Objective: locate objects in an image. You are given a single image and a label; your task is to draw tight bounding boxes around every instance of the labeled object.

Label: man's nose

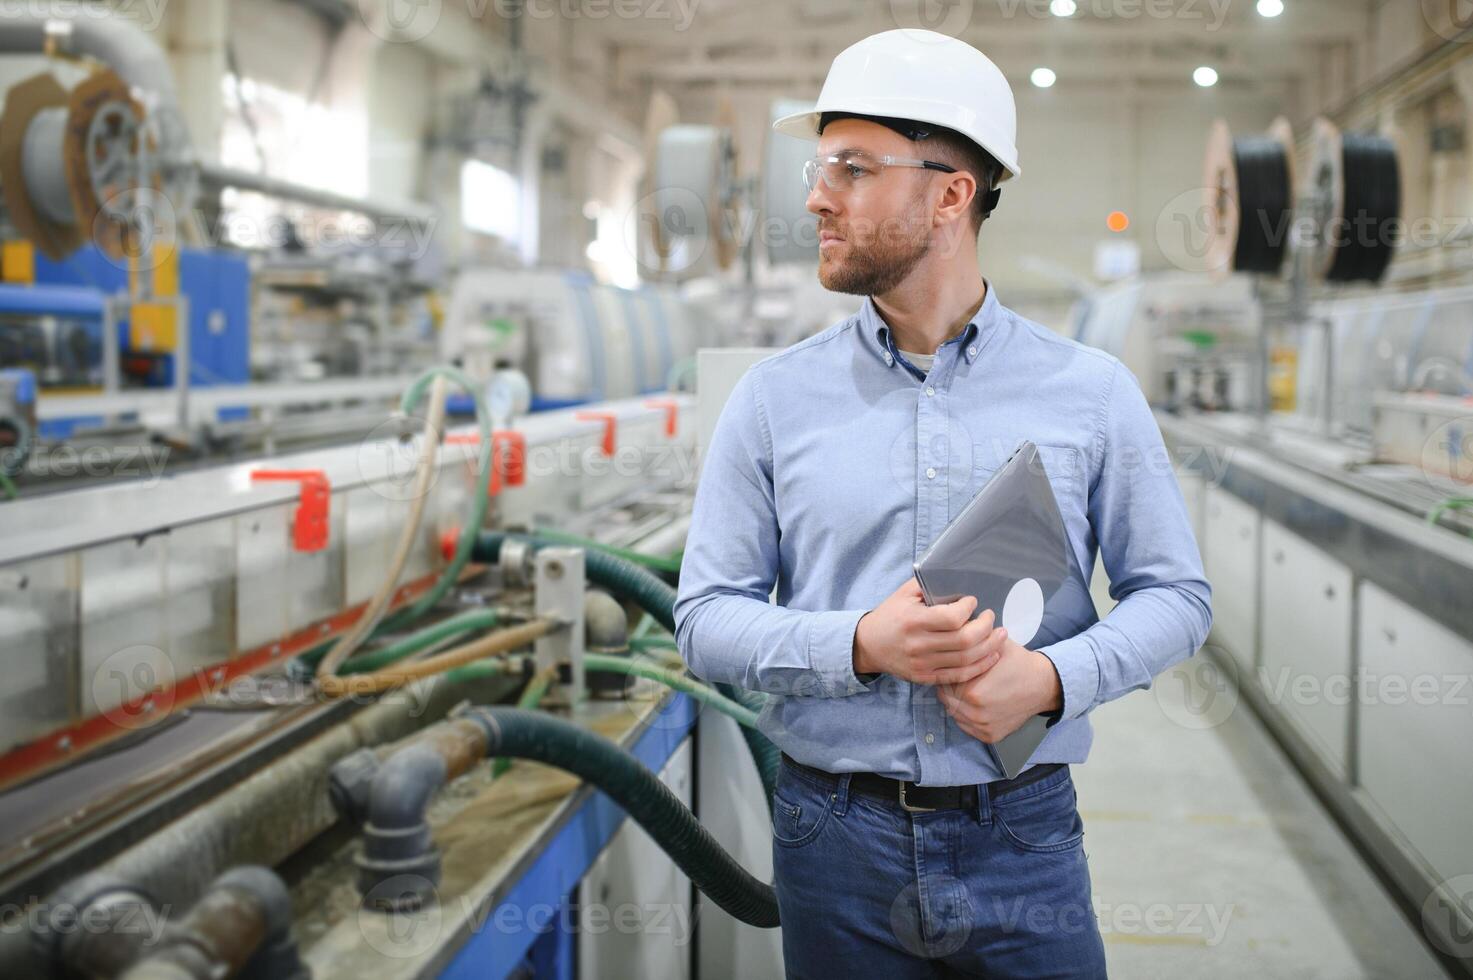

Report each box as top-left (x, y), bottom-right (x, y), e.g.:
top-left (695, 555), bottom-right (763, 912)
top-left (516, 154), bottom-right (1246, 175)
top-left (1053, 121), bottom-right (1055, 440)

top-left (806, 178), bottom-right (837, 217)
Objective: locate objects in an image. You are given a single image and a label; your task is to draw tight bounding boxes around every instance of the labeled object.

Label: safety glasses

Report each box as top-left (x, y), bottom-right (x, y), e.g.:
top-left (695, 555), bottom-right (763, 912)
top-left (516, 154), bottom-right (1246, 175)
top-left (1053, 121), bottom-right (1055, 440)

top-left (801, 150), bottom-right (957, 193)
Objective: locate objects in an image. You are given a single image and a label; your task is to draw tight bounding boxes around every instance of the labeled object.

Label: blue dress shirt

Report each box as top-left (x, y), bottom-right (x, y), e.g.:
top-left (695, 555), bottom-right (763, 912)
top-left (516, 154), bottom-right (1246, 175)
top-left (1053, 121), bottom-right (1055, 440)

top-left (673, 281), bottom-right (1212, 784)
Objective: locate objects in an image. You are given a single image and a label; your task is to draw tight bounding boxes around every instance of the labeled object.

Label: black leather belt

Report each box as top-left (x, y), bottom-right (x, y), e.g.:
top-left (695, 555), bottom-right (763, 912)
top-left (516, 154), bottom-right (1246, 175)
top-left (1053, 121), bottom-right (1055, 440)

top-left (781, 752), bottom-right (1066, 814)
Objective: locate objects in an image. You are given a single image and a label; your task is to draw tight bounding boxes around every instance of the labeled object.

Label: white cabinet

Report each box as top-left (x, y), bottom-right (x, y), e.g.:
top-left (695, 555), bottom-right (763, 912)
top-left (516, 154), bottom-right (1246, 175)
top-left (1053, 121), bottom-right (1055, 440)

top-left (578, 738), bottom-right (693, 980)
top-left (696, 708), bottom-right (784, 980)
top-left (1202, 485), bottom-right (1259, 673)
top-left (1357, 582), bottom-right (1473, 889)
top-left (1259, 520), bottom-right (1354, 777)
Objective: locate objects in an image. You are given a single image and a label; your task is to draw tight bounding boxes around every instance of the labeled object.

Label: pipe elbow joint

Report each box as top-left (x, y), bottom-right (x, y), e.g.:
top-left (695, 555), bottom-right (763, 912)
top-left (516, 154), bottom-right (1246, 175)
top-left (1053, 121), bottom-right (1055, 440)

top-left (327, 747), bottom-right (382, 825)
top-left (356, 743), bottom-right (448, 912)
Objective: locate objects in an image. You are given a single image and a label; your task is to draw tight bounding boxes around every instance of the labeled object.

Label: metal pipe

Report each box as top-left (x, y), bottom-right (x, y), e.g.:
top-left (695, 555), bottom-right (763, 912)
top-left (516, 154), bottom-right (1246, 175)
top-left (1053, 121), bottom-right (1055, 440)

top-left (197, 163), bottom-right (436, 229)
top-left (116, 866), bottom-right (304, 980)
top-left (316, 618), bottom-right (559, 698)
top-left (31, 872), bottom-right (158, 978)
top-left (34, 866), bottom-right (305, 980)
top-left (328, 717), bottom-right (494, 827)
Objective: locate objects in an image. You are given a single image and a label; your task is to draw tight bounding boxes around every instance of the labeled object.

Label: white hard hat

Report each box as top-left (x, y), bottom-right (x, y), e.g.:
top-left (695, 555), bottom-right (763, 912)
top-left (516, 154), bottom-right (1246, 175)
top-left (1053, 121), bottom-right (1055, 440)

top-left (773, 29), bottom-right (1020, 183)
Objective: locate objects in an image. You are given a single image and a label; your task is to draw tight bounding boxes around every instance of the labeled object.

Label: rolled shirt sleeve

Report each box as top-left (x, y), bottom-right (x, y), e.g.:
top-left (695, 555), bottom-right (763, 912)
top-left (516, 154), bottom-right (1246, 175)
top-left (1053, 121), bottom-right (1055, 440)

top-left (674, 367), bottom-right (877, 699)
top-left (1038, 360), bottom-right (1214, 721)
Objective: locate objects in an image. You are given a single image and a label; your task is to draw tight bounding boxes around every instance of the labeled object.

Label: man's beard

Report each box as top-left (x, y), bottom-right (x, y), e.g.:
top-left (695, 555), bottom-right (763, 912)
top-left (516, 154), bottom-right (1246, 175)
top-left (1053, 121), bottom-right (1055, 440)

top-left (817, 208), bottom-right (931, 296)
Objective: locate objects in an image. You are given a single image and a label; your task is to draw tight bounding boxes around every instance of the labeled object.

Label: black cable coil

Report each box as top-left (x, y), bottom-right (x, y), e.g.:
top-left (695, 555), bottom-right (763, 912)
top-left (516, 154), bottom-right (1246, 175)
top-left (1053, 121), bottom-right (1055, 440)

top-left (1324, 133), bottom-right (1401, 284)
top-left (1229, 135), bottom-right (1294, 275)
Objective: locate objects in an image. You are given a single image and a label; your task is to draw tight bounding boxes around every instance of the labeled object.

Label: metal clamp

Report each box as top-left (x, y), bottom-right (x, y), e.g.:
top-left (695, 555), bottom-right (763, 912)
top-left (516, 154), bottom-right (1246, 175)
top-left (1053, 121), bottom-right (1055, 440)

top-left (534, 546), bottom-right (586, 703)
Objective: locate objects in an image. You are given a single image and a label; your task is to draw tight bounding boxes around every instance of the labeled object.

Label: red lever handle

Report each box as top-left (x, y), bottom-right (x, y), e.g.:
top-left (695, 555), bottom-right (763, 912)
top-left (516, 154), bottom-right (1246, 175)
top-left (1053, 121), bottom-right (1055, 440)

top-left (250, 469), bottom-right (331, 552)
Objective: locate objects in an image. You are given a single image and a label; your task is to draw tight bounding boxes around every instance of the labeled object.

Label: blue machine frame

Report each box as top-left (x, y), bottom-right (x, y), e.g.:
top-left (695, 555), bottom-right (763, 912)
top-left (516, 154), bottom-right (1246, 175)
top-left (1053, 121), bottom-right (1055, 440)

top-left (30, 244), bottom-right (250, 389)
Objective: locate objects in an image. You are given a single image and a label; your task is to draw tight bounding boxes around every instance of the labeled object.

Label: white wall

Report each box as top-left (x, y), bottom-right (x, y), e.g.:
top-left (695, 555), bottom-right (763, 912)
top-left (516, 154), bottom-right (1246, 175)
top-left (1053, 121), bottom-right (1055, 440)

top-left (984, 86), bottom-right (1285, 298)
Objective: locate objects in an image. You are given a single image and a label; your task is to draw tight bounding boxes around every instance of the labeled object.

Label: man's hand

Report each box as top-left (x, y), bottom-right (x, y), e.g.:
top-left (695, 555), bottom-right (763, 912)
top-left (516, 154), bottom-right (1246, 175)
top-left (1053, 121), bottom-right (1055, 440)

top-left (853, 578), bottom-right (1007, 685)
top-left (937, 633), bottom-right (1064, 744)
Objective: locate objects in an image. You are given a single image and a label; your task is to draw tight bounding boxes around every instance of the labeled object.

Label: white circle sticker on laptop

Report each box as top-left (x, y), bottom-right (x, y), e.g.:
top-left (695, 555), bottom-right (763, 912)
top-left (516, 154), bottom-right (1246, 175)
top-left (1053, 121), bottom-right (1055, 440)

top-left (1002, 577), bottom-right (1044, 647)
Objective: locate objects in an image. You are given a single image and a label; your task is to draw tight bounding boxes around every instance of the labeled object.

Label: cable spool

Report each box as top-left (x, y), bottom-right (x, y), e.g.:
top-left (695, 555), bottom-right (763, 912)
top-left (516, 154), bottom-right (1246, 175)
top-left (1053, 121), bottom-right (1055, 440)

top-left (635, 92), bottom-right (741, 281)
top-left (636, 89), bottom-right (680, 273)
top-left (64, 69), bottom-right (160, 262)
top-left (0, 68), bottom-right (159, 262)
top-left (1308, 117), bottom-right (1401, 284)
top-left (0, 73), bottom-right (85, 259)
top-left (1201, 118), bottom-right (1296, 278)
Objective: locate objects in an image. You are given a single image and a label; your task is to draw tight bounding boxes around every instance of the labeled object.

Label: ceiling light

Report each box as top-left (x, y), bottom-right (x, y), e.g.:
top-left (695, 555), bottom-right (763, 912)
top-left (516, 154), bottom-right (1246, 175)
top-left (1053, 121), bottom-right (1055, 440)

top-left (1257, 0), bottom-right (1284, 16)
top-left (1050, 0), bottom-right (1076, 16)
top-left (1193, 65), bottom-right (1219, 87)
top-left (1031, 67), bottom-right (1057, 88)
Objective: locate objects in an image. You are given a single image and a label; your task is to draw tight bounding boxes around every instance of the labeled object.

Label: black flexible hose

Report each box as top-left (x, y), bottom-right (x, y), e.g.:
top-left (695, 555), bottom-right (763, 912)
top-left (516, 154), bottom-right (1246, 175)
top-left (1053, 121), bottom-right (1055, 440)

top-left (473, 531), bottom-right (781, 804)
top-left (464, 707), bottom-right (779, 927)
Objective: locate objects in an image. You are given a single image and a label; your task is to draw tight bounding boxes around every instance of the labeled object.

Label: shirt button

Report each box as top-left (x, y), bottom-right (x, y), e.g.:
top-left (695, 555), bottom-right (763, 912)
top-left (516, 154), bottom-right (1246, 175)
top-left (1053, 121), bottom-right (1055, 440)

top-left (925, 467), bottom-right (937, 479)
top-left (925, 385), bottom-right (935, 397)
top-left (925, 732), bottom-right (935, 744)
top-left (966, 345), bottom-right (978, 358)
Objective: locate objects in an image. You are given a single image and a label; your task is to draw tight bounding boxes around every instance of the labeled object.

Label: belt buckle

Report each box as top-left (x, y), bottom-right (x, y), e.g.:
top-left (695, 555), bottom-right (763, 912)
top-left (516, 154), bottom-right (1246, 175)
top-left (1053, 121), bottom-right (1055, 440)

top-left (898, 781), bottom-right (937, 814)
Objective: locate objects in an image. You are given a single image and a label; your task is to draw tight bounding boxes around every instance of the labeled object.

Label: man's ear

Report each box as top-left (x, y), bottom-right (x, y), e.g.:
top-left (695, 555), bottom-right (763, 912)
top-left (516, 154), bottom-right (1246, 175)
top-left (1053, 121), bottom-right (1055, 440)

top-left (932, 170), bottom-right (978, 228)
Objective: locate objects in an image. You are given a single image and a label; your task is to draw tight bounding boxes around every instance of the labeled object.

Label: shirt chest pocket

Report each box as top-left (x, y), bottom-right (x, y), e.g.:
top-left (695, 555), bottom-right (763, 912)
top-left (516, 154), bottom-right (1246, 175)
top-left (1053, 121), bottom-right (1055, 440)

top-left (959, 442), bottom-right (1085, 524)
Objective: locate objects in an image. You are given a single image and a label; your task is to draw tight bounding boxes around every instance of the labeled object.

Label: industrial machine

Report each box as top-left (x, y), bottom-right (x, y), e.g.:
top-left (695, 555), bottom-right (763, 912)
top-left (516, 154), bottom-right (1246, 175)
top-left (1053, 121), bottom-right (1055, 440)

top-left (0, 12), bottom-right (730, 499)
top-left (440, 269), bottom-right (707, 411)
top-left (0, 11), bottom-right (798, 977)
top-left (1072, 274), bottom-right (1266, 413)
top-left (1072, 97), bottom-right (1473, 973)
top-left (0, 371), bottom-right (785, 979)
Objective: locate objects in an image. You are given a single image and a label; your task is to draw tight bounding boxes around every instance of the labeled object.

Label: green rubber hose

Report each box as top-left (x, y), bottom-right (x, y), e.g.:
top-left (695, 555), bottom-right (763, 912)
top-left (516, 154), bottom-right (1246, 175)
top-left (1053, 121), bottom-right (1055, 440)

top-left (296, 609), bottom-right (500, 677)
top-left (631, 613), bottom-right (658, 641)
top-left (466, 707), bottom-right (779, 928)
top-left (443, 657), bottom-right (515, 685)
top-left (472, 531), bottom-right (780, 804)
top-left (530, 528), bottom-right (683, 574)
top-left (448, 654), bottom-right (762, 730)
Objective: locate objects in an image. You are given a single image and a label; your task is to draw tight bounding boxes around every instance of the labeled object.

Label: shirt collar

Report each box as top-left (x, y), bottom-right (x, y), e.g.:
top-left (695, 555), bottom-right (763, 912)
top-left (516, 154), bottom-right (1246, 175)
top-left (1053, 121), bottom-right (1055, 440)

top-left (861, 278), bottom-right (1000, 371)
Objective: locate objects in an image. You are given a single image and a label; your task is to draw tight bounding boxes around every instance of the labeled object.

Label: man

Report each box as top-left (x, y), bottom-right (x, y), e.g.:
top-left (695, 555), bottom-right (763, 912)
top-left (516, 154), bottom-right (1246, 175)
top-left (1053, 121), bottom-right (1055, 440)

top-left (673, 29), bottom-right (1211, 978)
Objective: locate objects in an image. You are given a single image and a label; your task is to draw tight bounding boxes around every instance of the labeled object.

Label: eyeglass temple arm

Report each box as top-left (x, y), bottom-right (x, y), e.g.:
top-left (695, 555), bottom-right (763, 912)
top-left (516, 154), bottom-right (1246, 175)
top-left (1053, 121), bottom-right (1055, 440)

top-left (919, 159), bottom-right (1003, 214)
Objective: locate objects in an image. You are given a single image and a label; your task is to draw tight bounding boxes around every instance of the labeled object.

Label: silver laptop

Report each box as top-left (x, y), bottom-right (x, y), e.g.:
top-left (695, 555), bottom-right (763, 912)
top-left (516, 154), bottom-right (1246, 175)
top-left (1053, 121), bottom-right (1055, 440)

top-left (912, 441), bottom-right (1095, 778)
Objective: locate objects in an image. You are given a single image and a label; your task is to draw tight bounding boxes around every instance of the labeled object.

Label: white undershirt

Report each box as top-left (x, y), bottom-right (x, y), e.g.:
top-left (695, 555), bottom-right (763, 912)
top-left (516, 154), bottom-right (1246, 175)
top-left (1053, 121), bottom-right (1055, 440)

top-left (897, 349), bottom-right (936, 374)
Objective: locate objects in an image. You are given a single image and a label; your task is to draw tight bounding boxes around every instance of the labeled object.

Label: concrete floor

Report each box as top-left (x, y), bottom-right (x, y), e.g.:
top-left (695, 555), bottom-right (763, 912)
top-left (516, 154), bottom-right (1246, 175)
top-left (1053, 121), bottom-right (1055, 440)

top-left (1073, 659), bottom-right (1449, 979)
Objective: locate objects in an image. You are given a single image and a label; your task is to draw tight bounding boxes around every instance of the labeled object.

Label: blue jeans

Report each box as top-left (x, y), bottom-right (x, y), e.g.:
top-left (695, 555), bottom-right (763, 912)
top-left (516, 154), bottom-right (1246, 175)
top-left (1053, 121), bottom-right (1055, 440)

top-left (771, 757), bottom-right (1107, 978)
